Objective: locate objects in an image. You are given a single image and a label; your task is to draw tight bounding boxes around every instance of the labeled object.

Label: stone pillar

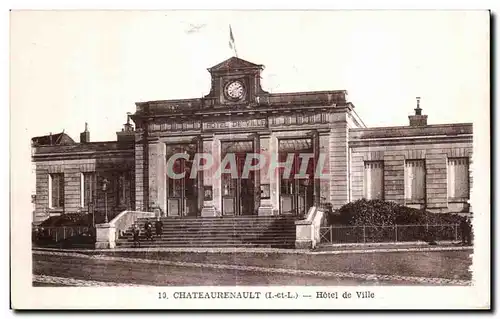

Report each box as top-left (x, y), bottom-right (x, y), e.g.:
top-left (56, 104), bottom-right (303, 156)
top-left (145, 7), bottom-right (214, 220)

top-left (269, 134), bottom-right (279, 214)
top-left (312, 130), bottom-right (320, 206)
top-left (252, 133), bottom-right (261, 215)
top-left (318, 131), bottom-right (331, 206)
top-left (148, 139), bottom-right (167, 214)
top-left (196, 137), bottom-right (204, 214)
top-left (201, 135), bottom-right (217, 216)
top-left (258, 133), bottom-right (273, 216)
top-left (134, 138), bottom-right (145, 211)
top-left (95, 223), bottom-right (116, 249)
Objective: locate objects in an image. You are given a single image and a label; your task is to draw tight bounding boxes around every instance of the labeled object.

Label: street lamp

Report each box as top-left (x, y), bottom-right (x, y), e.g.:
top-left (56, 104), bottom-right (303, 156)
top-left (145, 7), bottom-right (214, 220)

top-left (102, 178), bottom-right (110, 223)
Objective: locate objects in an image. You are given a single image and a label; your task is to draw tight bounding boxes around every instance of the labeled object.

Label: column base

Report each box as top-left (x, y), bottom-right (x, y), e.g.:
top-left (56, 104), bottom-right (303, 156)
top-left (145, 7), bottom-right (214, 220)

top-left (295, 240), bottom-right (313, 249)
top-left (258, 205), bottom-right (274, 216)
top-left (201, 205), bottom-right (217, 217)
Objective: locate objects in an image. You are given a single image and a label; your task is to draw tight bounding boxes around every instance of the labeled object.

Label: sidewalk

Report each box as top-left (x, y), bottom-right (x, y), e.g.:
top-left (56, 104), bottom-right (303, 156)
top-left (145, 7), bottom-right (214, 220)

top-left (33, 241), bottom-right (472, 255)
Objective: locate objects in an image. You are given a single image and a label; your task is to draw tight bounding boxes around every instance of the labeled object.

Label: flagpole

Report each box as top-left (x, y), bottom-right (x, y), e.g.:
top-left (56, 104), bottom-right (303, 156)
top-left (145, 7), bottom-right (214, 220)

top-left (229, 24), bottom-right (238, 58)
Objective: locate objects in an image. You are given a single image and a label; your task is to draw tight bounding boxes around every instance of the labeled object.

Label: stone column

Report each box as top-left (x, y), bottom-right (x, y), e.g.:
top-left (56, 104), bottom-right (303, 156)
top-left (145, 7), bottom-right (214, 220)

top-left (195, 136), bottom-right (204, 214)
top-left (212, 137), bottom-right (222, 215)
top-left (258, 133), bottom-right (273, 216)
top-left (318, 130), bottom-right (331, 206)
top-left (252, 133), bottom-right (261, 215)
top-left (312, 130), bottom-right (320, 206)
top-left (268, 134), bottom-right (279, 215)
top-left (200, 135), bottom-right (216, 216)
top-left (148, 138), bottom-right (167, 215)
top-left (134, 134), bottom-right (145, 211)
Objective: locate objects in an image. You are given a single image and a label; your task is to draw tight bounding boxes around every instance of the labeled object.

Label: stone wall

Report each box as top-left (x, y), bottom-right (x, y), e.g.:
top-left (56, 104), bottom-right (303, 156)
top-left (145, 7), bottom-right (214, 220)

top-left (33, 154), bottom-right (134, 223)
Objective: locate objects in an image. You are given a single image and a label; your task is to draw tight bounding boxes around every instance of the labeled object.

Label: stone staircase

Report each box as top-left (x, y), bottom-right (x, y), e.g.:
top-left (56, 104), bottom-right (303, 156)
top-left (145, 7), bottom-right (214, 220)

top-left (116, 216), bottom-right (298, 248)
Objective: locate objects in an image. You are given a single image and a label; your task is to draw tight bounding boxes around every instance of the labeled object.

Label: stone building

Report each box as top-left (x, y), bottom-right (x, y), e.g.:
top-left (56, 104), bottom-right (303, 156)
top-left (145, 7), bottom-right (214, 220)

top-left (31, 57), bottom-right (472, 224)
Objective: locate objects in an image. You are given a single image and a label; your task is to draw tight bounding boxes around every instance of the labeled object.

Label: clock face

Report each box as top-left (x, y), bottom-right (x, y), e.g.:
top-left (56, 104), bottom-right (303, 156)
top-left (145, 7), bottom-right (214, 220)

top-left (225, 81), bottom-right (245, 100)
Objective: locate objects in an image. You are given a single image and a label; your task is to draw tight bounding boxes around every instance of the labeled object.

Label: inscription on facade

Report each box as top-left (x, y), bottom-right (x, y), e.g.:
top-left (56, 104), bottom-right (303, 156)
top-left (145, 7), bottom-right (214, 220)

top-left (269, 112), bottom-right (331, 127)
top-left (202, 119), bottom-right (268, 131)
top-left (148, 121), bottom-right (201, 132)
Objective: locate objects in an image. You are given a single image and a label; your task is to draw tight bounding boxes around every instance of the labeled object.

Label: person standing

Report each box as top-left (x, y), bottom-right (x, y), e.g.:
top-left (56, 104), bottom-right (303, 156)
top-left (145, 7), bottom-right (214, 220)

top-left (460, 217), bottom-right (468, 245)
top-left (155, 217), bottom-right (163, 239)
top-left (145, 220), bottom-right (153, 241)
top-left (132, 224), bottom-right (140, 247)
top-left (465, 217), bottom-right (473, 246)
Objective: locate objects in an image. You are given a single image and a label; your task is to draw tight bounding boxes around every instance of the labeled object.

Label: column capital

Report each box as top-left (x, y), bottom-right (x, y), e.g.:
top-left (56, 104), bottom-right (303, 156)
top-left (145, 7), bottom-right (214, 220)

top-left (318, 129), bottom-right (330, 136)
top-left (147, 136), bottom-right (161, 144)
top-left (200, 133), bottom-right (215, 141)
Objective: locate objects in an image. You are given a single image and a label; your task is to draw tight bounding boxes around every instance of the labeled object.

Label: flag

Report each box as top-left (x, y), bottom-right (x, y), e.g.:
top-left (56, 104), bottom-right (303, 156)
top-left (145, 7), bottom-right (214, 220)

top-left (229, 24), bottom-right (238, 57)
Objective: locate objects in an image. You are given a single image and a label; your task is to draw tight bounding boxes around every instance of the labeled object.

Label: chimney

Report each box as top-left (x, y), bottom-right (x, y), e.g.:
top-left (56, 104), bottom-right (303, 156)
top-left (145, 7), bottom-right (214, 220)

top-left (80, 122), bottom-right (90, 143)
top-left (116, 113), bottom-right (135, 143)
top-left (409, 97), bottom-right (428, 126)
top-left (123, 112), bottom-right (134, 132)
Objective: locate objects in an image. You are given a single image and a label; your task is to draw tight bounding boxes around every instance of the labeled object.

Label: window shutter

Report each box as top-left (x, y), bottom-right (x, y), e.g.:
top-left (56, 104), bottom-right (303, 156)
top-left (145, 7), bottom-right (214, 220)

top-left (364, 161), bottom-right (384, 200)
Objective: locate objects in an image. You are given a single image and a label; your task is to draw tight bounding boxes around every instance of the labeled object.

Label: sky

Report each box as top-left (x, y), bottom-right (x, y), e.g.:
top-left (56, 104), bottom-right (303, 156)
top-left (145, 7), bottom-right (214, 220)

top-left (10, 10), bottom-right (489, 194)
top-left (11, 11), bottom-right (489, 141)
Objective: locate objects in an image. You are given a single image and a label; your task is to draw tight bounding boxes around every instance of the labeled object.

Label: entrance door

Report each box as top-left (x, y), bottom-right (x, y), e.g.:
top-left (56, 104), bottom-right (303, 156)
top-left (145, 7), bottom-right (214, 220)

top-left (279, 139), bottom-right (314, 216)
top-left (221, 141), bottom-right (255, 216)
top-left (166, 144), bottom-right (199, 217)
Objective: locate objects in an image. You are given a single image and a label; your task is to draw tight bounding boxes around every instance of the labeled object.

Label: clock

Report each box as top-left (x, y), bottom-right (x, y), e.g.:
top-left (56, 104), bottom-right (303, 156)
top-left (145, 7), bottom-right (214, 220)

top-left (224, 80), bottom-right (245, 100)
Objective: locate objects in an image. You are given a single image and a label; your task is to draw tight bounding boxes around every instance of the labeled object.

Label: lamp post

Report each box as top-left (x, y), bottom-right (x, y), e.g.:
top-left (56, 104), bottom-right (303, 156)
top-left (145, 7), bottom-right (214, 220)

top-left (102, 178), bottom-right (110, 223)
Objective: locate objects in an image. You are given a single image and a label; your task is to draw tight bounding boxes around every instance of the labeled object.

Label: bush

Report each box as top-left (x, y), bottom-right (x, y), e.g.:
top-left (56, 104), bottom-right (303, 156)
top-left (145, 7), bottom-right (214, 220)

top-left (39, 213), bottom-right (92, 227)
top-left (329, 199), bottom-right (463, 226)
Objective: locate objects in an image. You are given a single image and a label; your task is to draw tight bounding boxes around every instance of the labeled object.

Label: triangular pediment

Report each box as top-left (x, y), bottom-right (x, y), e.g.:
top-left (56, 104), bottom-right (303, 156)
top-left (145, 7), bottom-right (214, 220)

top-left (208, 57), bottom-right (263, 72)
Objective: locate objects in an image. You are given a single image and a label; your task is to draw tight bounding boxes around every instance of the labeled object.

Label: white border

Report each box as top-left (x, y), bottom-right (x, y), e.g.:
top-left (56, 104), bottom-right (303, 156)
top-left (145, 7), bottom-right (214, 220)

top-left (6, 1), bottom-right (495, 313)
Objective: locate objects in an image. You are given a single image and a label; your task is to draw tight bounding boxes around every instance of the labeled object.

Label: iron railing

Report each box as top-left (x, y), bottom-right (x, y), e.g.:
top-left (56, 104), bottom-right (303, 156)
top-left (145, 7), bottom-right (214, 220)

top-left (32, 226), bottom-right (91, 243)
top-left (319, 224), bottom-right (461, 244)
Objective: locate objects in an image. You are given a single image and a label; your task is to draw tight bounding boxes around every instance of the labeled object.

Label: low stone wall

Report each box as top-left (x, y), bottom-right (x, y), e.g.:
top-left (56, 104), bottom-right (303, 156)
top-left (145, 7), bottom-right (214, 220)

top-left (295, 206), bottom-right (324, 249)
top-left (95, 211), bottom-right (155, 249)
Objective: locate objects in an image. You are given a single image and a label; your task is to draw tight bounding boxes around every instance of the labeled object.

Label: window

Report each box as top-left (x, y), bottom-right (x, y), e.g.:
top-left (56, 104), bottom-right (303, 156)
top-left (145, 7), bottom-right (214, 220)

top-left (364, 161), bottom-right (384, 200)
top-left (447, 158), bottom-right (469, 201)
top-left (81, 172), bottom-right (96, 208)
top-left (405, 160), bottom-right (426, 202)
top-left (48, 173), bottom-right (64, 209)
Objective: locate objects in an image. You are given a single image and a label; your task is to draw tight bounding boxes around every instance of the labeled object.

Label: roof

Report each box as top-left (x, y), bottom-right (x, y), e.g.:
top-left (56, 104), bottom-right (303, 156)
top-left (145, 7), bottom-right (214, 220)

top-left (208, 57), bottom-right (264, 72)
top-left (349, 123), bottom-right (473, 140)
top-left (33, 141), bottom-right (134, 154)
top-left (31, 132), bottom-right (75, 146)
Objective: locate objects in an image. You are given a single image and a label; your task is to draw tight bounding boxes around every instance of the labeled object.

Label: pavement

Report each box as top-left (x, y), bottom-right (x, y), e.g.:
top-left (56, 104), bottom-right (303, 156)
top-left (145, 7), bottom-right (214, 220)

top-left (33, 242), bottom-right (472, 255)
top-left (32, 250), bottom-right (471, 286)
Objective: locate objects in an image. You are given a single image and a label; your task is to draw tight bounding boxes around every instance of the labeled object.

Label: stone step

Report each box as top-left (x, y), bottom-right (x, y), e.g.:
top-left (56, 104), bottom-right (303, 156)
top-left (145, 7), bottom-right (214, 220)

top-left (131, 226), bottom-right (295, 233)
top-left (117, 238), bottom-right (294, 244)
top-left (117, 239), bottom-right (295, 246)
top-left (115, 242), bottom-right (294, 248)
top-left (134, 222), bottom-right (297, 227)
top-left (121, 232), bottom-right (295, 237)
top-left (136, 218), bottom-right (298, 223)
top-left (124, 215), bottom-right (297, 248)
top-left (130, 225), bottom-right (295, 230)
top-left (119, 236), bottom-right (296, 242)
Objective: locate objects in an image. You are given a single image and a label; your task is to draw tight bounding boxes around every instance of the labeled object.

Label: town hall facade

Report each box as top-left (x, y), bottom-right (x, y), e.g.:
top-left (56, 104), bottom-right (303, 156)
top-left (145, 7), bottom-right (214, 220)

top-left (31, 57), bottom-right (473, 224)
